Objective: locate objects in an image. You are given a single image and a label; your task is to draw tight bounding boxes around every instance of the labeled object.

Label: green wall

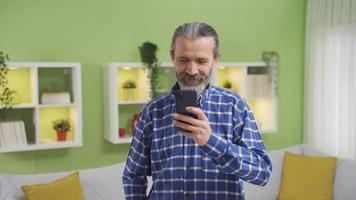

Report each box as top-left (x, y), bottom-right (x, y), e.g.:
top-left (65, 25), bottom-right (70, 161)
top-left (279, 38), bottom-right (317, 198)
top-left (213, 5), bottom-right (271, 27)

top-left (0, 0), bottom-right (306, 173)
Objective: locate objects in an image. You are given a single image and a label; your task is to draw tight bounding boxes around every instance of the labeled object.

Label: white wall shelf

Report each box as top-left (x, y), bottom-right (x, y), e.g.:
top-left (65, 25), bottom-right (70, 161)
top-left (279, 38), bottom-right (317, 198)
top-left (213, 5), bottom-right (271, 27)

top-left (118, 100), bottom-right (149, 105)
top-left (214, 62), bottom-right (278, 133)
top-left (0, 62), bottom-right (83, 153)
top-left (103, 62), bottom-right (278, 144)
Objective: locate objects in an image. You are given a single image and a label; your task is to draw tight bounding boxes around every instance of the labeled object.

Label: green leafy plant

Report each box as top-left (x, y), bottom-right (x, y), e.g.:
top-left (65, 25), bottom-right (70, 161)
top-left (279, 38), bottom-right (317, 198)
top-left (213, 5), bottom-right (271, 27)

top-left (52, 119), bottom-right (71, 132)
top-left (223, 81), bottom-right (232, 89)
top-left (139, 41), bottom-right (160, 98)
top-left (262, 51), bottom-right (279, 96)
top-left (122, 80), bottom-right (137, 89)
top-left (0, 51), bottom-right (12, 122)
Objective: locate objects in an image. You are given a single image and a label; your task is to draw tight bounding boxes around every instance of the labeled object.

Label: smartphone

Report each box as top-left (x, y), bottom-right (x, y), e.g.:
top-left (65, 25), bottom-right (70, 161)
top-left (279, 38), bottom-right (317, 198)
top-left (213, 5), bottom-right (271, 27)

top-left (174, 89), bottom-right (198, 119)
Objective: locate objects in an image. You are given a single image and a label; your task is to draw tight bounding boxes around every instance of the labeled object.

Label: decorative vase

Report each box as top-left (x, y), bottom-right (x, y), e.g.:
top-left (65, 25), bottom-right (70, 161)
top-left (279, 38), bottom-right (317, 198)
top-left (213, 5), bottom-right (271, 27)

top-left (118, 128), bottom-right (126, 138)
top-left (56, 131), bottom-right (67, 141)
top-left (124, 88), bottom-right (134, 101)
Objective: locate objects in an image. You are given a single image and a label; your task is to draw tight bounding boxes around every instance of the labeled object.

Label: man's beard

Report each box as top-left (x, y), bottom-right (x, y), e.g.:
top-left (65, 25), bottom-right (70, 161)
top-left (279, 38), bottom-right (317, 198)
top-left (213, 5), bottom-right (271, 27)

top-left (176, 68), bottom-right (212, 97)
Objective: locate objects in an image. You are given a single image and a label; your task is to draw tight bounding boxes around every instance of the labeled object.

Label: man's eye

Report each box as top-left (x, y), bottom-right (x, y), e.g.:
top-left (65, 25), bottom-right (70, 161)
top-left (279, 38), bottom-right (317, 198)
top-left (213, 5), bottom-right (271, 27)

top-left (178, 59), bottom-right (188, 63)
top-left (198, 60), bottom-right (207, 64)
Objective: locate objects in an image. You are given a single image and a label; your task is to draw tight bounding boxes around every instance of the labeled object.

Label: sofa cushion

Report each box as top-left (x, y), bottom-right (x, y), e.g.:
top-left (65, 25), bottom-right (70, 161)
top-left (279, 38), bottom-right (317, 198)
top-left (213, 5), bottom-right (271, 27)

top-left (21, 172), bottom-right (85, 200)
top-left (79, 162), bottom-right (124, 200)
top-left (333, 159), bottom-right (356, 200)
top-left (0, 171), bottom-right (69, 200)
top-left (302, 144), bottom-right (356, 199)
top-left (278, 152), bottom-right (336, 200)
top-left (0, 162), bottom-right (124, 200)
top-left (243, 145), bottom-right (302, 200)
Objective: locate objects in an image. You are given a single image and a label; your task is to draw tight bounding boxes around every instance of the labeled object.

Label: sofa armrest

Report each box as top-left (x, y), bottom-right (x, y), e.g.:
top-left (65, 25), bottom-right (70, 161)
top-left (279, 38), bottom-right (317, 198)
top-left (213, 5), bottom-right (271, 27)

top-left (244, 145), bottom-right (302, 200)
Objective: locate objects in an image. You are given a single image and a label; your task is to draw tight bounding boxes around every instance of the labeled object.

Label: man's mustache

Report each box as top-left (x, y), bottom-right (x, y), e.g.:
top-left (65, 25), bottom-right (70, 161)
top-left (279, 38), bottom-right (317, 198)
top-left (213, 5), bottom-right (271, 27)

top-left (179, 73), bottom-right (205, 81)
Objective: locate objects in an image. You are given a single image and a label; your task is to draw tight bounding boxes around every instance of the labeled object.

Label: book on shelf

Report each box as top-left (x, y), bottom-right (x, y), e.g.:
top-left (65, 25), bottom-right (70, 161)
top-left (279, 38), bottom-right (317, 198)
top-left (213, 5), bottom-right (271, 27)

top-left (1, 122), bottom-right (17, 147)
top-left (0, 124), bottom-right (4, 147)
top-left (14, 121), bottom-right (27, 146)
top-left (0, 121), bottom-right (28, 148)
top-left (247, 67), bottom-right (271, 98)
top-left (41, 92), bottom-right (71, 104)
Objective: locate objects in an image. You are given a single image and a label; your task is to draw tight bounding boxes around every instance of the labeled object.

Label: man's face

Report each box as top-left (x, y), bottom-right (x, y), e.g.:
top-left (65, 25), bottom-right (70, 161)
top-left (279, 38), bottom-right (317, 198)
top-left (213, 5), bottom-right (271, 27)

top-left (171, 36), bottom-right (220, 88)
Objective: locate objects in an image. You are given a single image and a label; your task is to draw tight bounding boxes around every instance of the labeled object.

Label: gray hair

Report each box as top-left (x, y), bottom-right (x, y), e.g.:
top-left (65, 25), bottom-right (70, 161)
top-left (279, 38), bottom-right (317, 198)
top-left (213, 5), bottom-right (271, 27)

top-left (171, 22), bottom-right (220, 57)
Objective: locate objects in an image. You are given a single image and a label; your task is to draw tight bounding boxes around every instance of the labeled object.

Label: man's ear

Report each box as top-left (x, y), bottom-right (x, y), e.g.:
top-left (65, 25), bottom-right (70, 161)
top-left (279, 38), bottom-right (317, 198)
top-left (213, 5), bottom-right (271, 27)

top-left (213, 53), bottom-right (221, 65)
top-left (170, 50), bottom-right (175, 61)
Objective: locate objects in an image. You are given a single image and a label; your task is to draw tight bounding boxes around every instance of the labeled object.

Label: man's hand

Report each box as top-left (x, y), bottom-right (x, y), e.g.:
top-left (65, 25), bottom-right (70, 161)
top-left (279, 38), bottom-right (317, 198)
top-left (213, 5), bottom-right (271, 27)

top-left (173, 106), bottom-right (212, 146)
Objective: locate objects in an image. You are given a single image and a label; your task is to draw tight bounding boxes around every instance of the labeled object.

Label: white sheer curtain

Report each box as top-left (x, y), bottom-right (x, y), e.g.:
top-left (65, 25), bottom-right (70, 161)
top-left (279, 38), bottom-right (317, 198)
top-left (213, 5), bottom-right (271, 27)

top-left (304, 0), bottom-right (356, 160)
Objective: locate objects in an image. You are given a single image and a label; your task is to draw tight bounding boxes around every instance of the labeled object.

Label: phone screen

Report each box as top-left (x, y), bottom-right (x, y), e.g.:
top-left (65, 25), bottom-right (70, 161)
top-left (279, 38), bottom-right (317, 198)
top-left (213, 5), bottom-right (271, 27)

top-left (174, 89), bottom-right (198, 119)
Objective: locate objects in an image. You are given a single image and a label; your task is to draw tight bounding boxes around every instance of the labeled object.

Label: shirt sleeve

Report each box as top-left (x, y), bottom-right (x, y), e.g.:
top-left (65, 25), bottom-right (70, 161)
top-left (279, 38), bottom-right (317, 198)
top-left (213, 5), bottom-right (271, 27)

top-left (122, 106), bottom-right (152, 200)
top-left (199, 99), bottom-right (272, 186)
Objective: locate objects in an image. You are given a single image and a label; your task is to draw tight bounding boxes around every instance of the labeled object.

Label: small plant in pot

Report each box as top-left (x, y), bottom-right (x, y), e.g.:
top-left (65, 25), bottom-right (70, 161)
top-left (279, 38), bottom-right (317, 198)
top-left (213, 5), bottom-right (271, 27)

top-left (122, 80), bottom-right (137, 101)
top-left (52, 119), bottom-right (71, 141)
top-left (223, 81), bottom-right (232, 90)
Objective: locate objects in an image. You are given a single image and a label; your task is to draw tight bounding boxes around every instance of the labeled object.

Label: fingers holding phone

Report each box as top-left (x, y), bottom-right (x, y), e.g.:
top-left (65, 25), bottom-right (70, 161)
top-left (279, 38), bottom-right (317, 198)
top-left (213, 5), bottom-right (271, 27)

top-left (173, 90), bottom-right (211, 146)
top-left (173, 107), bottom-right (212, 146)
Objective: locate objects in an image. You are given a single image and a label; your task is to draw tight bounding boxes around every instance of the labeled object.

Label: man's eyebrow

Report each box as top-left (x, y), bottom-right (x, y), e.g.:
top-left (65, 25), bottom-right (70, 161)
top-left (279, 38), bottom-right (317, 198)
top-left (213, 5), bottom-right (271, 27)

top-left (197, 58), bottom-right (208, 61)
top-left (176, 56), bottom-right (189, 59)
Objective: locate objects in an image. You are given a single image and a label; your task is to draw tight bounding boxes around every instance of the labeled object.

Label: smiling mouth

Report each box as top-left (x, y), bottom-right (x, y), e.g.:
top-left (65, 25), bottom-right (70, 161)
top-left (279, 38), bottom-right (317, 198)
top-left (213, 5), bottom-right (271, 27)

top-left (181, 75), bottom-right (204, 86)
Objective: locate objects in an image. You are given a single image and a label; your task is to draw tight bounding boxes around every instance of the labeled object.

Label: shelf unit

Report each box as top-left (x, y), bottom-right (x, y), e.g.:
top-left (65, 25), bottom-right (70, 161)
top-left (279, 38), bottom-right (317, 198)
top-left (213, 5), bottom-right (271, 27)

top-left (213, 62), bottom-right (278, 133)
top-left (103, 62), bottom-right (278, 144)
top-left (0, 62), bottom-right (82, 153)
top-left (103, 62), bottom-right (175, 144)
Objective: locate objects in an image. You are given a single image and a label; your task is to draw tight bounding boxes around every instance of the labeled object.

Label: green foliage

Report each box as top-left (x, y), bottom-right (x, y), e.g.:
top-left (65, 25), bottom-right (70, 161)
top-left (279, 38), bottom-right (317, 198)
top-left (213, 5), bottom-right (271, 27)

top-left (52, 119), bottom-right (71, 132)
top-left (139, 41), bottom-right (160, 98)
top-left (262, 51), bottom-right (279, 65)
top-left (139, 42), bottom-right (158, 67)
top-left (122, 80), bottom-right (137, 89)
top-left (0, 51), bottom-right (12, 121)
top-left (223, 81), bottom-right (232, 89)
top-left (262, 51), bottom-right (279, 96)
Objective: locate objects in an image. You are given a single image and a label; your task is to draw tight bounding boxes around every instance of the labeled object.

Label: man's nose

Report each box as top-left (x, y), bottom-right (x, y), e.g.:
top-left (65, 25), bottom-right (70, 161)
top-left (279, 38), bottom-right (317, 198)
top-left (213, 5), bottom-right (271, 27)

top-left (185, 62), bottom-right (199, 75)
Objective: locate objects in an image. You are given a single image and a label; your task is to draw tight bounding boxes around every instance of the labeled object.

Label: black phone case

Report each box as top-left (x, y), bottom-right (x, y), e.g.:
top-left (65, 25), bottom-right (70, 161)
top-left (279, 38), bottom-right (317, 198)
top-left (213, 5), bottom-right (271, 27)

top-left (174, 89), bottom-right (198, 119)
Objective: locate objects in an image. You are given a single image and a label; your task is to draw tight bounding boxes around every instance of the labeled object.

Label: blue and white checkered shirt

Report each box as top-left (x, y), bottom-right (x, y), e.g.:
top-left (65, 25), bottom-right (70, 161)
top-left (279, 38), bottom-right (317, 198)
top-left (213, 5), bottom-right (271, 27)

top-left (123, 84), bottom-right (272, 200)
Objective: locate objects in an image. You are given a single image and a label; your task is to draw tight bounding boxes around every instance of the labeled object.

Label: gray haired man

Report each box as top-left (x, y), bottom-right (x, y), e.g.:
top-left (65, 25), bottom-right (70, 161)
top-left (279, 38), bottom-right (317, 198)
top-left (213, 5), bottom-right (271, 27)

top-left (123, 21), bottom-right (272, 200)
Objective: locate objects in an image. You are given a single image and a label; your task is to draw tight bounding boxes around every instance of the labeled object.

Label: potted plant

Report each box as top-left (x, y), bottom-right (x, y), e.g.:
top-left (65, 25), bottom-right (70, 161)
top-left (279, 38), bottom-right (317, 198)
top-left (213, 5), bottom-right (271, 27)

top-left (0, 52), bottom-right (28, 147)
top-left (122, 80), bottom-right (137, 100)
top-left (262, 51), bottom-right (279, 96)
top-left (0, 51), bottom-right (12, 121)
top-left (52, 119), bottom-right (71, 141)
top-left (139, 41), bottom-right (160, 98)
top-left (223, 80), bottom-right (232, 90)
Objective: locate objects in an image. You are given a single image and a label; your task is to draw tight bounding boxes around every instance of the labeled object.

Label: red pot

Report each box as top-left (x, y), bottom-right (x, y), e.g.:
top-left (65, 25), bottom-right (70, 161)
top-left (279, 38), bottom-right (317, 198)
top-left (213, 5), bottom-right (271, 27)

top-left (57, 131), bottom-right (67, 141)
top-left (119, 128), bottom-right (126, 138)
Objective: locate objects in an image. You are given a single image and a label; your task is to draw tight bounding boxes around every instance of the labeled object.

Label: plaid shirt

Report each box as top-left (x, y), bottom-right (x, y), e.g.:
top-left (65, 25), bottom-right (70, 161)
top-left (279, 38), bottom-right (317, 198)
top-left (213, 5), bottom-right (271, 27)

top-left (123, 84), bottom-right (272, 200)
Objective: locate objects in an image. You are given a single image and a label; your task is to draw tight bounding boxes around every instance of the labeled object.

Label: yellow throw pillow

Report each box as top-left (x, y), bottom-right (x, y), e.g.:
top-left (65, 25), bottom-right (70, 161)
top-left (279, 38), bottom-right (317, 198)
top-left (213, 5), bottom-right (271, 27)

top-left (21, 172), bottom-right (85, 200)
top-left (278, 152), bottom-right (337, 200)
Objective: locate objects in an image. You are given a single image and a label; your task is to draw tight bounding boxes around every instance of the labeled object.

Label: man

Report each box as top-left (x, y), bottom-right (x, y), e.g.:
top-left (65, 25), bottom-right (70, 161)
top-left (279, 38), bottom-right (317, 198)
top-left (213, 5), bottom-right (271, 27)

top-left (123, 21), bottom-right (272, 200)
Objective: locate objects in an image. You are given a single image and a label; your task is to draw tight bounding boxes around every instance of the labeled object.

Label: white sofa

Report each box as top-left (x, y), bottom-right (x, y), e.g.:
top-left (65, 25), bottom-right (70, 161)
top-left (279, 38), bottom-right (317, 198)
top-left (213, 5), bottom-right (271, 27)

top-left (1, 145), bottom-right (356, 200)
top-left (0, 163), bottom-right (124, 200)
top-left (244, 145), bottom-right (356, 200)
